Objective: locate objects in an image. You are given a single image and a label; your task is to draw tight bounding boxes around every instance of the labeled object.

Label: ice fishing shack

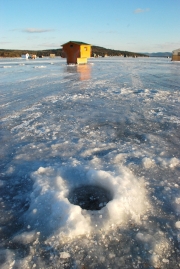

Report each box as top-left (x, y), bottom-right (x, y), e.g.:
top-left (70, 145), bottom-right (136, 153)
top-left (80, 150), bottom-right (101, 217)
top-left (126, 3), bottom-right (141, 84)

top-left (172, 48), bottom-right (180, 61)
top-left (62, 41), bottom-right (91, 65)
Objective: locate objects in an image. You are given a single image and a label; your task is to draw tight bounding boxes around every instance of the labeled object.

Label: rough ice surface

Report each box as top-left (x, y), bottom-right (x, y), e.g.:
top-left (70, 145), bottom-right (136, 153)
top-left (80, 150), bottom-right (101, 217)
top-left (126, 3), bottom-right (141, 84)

top-left (0, 56), bottom-right (180, 268)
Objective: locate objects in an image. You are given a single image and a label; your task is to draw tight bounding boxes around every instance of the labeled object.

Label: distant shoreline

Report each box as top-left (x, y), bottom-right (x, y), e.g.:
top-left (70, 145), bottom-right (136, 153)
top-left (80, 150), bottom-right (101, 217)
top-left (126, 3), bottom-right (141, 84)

top-left (0, 46), bottom-right (148, 58)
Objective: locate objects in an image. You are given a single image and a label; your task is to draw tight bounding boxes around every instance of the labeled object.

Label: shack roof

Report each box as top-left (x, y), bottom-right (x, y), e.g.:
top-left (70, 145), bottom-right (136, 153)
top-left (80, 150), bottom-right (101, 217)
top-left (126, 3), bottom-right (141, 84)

top-left (172, 48), bottom-right (180, 55)
top-left (62, 41), bottom-right (91, 46)
top-left (172, 48), bottom-right (180, 52)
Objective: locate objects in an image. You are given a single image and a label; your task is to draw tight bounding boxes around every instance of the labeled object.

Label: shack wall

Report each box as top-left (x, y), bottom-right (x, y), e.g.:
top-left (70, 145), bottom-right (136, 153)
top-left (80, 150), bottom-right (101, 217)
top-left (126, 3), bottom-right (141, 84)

top-left (172, 55), bottom-right (180, 61)
top-left (62, 42), bottom-right (80, 64)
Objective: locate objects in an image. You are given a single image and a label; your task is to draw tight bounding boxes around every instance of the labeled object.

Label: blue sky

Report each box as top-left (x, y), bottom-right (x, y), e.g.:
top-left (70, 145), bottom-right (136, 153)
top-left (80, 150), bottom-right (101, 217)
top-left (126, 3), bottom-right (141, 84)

top-left (0, 0), bottom-right (180, 52)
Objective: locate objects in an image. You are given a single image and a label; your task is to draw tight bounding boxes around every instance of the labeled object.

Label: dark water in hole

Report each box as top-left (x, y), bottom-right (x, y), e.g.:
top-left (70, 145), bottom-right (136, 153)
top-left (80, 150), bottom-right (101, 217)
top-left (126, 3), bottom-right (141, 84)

top-left (68, 185), bottom-right (112, 210)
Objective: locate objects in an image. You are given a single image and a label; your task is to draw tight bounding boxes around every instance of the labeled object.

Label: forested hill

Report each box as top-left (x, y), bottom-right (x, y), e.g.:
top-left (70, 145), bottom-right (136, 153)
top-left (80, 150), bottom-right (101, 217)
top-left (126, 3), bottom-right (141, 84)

top-left (91, 46), bottom-right (147, 57)
top-left (0, 46), bottom-right (147, 58)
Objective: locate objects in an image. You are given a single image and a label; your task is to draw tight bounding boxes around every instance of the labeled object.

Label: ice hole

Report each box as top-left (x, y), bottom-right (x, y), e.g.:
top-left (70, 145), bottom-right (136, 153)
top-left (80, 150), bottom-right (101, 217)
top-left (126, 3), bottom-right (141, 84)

top-left (68, 185), bottom-right (112, 211)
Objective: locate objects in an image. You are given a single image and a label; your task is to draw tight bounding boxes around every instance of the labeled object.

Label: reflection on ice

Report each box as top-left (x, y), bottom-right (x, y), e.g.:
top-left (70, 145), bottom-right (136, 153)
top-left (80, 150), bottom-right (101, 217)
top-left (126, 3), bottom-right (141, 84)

top-left (77, 64), bottom-right (91, 80)
top-left (65, 64), bottom-right (91, 81)
top-left (0, 57), bottom-right (180, 268)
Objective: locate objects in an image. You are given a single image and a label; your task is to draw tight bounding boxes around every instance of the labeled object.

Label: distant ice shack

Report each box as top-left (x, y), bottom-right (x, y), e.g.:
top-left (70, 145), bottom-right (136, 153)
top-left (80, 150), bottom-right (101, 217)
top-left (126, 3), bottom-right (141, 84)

top-left (172, 48), bottom-right (180, 61)
top-left (62, 41), bottom-right (91, 65)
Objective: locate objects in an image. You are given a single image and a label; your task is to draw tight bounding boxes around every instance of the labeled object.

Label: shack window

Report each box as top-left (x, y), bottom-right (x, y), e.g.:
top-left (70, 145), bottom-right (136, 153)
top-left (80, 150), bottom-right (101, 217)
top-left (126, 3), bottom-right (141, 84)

top-left (84, 47), bottom-right (87, 51)
top-left (70, 44), bottom-right (73, 48)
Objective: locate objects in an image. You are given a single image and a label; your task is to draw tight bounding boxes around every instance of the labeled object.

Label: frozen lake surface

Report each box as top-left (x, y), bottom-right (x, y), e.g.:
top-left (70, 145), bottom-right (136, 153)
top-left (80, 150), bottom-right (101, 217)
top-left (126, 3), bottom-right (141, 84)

top-left (0, 56), bottom-right (180, 268)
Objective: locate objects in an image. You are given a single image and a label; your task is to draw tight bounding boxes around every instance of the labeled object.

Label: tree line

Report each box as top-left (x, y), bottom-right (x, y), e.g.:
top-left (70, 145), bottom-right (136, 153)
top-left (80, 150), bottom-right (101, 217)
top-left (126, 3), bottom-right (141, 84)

top-left (0, 47), bottom-right (147, 58)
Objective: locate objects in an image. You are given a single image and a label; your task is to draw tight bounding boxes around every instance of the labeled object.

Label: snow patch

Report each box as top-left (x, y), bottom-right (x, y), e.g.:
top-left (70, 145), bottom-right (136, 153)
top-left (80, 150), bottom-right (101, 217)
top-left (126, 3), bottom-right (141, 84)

top-left (34, 66), bottom-right (46, 69)
top-left (24, 165), bottom-right (150, 240)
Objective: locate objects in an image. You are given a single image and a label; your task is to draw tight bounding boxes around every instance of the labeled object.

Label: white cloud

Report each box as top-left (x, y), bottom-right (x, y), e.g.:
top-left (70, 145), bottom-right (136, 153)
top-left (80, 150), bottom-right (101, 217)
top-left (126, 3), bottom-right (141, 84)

top-left (134, 8), bottom-right (150, 14)
top-left (38, 42), bottom-right (60, 48)
top-left (23, 28), bottom-right (54, 33)
top-left (0, 41), bottom-right (11, 44)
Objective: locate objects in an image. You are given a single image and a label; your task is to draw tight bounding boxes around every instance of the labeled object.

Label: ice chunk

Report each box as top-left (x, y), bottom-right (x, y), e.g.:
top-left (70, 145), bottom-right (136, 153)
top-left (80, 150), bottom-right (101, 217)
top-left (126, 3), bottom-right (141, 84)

top-left (60, 252), bottom-right (70, 259)
top-left (12, 231), bottom-right (37, 244)
top-left (136, 232), bottom-right (153, 243)
top-left (162, 258), bottom-right (169, 264)
top-left (169, 157), bottom-right (179, 168)
top-left (175, 221), bottom-right (180, 229)
top-left (142, 157), bottom-right (154, 169)
top-left (150, 254), bottom-right (160, 267)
